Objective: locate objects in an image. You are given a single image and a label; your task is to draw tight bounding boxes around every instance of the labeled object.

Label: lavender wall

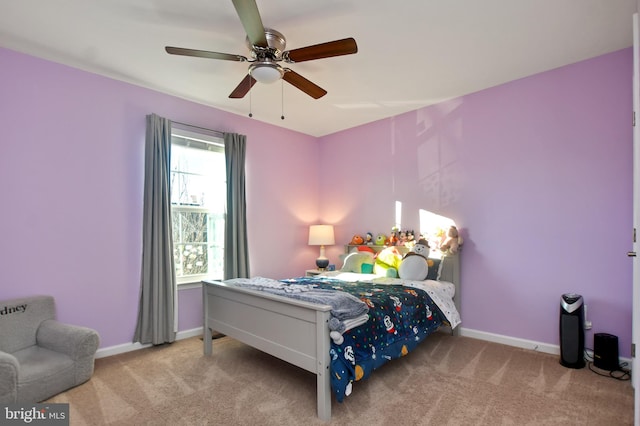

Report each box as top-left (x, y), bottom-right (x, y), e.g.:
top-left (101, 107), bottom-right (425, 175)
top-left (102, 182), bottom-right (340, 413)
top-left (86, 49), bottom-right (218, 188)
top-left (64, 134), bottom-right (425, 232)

top-left (0, 47), bottom-right (320, 348)
top-left (320, 49), bottom-right (634, 356)
top-left (0, 46), bottom-right (633, 357)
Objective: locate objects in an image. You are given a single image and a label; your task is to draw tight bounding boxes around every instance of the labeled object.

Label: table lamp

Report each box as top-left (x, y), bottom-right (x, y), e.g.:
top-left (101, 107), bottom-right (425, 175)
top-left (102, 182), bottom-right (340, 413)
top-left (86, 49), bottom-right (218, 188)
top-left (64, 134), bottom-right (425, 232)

top-left (308, 225), bottom-right (335, 270)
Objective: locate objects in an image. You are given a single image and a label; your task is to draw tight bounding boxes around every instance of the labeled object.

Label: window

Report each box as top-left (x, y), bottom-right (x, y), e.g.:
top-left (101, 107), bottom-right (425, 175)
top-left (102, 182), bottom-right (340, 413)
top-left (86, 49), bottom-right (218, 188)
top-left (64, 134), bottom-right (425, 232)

top-left (170, 127), bottom-right (225, 284)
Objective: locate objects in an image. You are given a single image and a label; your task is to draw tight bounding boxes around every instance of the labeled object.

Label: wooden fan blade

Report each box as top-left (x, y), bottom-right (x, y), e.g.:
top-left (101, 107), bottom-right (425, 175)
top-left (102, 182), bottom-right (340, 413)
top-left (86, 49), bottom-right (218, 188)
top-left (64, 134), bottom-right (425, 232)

top-left (285, 38), bottom-right (357, 63)
top-left (229, 74), bottom-right (257, 98)
top-left (231, 0), bottom-right (268, 48)
top-left (282, 70), bottom-right (327, 99)
top-left (165, 46), bottom-right (247, 62)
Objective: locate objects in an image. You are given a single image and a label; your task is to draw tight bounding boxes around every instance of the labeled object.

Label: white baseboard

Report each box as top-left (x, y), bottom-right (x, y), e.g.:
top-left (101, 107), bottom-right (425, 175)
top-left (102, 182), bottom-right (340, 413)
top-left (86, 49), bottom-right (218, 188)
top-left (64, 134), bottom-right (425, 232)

top-left (459, 327), bottom-right (560, 355)
top-left (459, 327), bottom-right (632, 369)
top-left (95, 327), bottom-right (203, 359)
top-left (95, 325), bottom-right (632, 372)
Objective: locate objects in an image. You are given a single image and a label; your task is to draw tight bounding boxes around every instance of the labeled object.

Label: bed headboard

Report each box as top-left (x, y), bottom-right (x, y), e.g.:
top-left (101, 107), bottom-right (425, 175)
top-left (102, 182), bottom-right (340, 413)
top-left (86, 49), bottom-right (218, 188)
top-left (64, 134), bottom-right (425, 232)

top-left (439, 253), bottom-right (460, 314)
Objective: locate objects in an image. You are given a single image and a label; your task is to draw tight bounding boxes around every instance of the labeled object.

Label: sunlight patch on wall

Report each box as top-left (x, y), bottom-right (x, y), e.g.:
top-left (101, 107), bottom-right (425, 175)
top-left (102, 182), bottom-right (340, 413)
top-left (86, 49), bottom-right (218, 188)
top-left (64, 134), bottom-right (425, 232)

top-left (395, 201), bottom-right (402, 229)
top-left (419, 209), bottom-right (456, 254)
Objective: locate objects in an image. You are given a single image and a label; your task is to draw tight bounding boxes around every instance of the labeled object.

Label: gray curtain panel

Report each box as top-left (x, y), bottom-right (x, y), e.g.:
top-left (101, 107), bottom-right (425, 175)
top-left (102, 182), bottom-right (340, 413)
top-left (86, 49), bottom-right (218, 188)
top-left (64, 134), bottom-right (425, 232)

top-left (134, 113), bottom-right (177, 345)
top-left (223, 133), bottom-right (250, 279)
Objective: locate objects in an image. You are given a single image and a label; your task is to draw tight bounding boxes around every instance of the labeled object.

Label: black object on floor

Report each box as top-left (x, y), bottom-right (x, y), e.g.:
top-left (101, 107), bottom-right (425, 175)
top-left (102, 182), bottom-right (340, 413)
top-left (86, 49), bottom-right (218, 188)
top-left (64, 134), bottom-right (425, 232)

top-left (559, 293), bottom-right (585, 369)
top-left (593, 333), bottom-right (619, 371)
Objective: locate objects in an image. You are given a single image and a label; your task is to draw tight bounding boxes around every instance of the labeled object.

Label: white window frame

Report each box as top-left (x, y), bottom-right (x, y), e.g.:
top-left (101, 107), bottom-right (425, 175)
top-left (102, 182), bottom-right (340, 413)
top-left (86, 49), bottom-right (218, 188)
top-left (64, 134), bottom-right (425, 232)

top-left (171, 125), bottom-right (225, 285)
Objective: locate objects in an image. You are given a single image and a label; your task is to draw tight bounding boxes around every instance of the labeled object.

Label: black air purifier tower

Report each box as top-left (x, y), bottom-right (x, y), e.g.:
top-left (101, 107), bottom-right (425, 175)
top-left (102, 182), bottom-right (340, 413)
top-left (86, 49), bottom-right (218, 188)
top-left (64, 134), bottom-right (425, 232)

top-left (559, 293), bottom-right (585, 369)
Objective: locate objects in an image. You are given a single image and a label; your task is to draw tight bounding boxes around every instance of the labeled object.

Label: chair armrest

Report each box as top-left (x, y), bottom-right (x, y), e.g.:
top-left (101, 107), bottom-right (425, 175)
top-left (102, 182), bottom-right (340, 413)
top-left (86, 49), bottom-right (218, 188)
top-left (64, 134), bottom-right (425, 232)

top-left (36, 320), bottom-right (99, 360)
top-left (0, 351), bottom-right (18, 403)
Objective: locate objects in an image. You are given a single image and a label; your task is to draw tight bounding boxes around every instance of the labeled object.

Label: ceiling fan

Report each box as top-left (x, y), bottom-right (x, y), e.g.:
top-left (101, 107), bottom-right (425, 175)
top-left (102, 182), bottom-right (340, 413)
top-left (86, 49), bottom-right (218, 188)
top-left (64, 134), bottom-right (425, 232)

top-left (165, 0), bottom-right (358, 100)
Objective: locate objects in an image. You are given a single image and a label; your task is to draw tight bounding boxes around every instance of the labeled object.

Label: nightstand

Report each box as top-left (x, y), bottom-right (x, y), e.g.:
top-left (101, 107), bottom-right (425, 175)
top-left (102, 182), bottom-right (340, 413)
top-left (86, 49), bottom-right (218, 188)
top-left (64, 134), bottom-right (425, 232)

top-left (305, 269), bottom-right (323, 277)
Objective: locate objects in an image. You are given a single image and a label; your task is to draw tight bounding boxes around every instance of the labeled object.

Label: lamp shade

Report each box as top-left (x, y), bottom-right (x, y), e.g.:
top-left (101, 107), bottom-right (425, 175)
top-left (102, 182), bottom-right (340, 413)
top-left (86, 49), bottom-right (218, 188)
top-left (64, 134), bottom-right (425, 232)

top-left (308, 225), bottom-right (335, 246)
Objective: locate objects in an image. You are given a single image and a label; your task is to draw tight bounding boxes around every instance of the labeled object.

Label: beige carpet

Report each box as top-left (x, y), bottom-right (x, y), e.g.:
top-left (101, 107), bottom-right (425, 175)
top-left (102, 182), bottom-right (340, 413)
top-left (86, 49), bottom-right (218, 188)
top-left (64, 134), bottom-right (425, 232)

top-left (47, 333), bottom-right (633, 425)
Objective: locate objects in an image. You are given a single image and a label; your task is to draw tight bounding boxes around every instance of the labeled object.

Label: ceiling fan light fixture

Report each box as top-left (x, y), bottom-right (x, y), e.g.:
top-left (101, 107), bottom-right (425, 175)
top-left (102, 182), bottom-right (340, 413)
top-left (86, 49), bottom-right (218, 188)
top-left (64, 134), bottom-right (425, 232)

top-left (249, 63), bottom-right (284, 84)
top-left (167, 2), bottom-right (357, 100)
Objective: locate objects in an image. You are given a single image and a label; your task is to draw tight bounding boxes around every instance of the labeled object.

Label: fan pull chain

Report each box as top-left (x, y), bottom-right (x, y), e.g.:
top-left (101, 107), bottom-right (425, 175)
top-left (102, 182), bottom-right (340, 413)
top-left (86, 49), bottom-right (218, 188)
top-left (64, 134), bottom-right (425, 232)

top-left (248, 75), bottom-right (253, 118)
top-left (281, 79), bottom-right (285, 120)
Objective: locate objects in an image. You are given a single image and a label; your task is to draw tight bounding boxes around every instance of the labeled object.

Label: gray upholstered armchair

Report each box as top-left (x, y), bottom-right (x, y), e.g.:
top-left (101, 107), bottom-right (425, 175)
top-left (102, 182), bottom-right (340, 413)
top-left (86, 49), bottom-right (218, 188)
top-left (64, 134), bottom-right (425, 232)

top-left (0, 295), bottom-right (99, 403)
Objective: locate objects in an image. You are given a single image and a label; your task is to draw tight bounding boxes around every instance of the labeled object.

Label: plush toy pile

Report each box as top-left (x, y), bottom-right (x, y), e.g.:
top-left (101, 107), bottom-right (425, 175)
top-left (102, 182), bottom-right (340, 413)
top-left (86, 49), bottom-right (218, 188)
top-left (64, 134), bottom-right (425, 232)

top-left (341, 225), bottom-right (462, 280)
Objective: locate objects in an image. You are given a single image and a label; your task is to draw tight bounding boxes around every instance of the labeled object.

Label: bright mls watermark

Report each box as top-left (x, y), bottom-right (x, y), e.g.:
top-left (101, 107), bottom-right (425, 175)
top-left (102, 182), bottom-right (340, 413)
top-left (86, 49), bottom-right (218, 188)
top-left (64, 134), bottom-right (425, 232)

top-left (2, 404), bottom-right (69, 425)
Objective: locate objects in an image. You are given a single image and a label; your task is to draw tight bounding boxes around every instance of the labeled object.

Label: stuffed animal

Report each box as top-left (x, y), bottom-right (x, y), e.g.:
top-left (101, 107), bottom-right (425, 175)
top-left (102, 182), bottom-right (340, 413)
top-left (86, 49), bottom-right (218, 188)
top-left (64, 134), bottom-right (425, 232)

top-left (353, 245), bottom-right (375, 255)
top-left (365, 232), bottom-right (374, 245)
top-left (373, 246), bottom-right (403, 277)
top-left (350, 234), bottom-right (365, 245)
top-left (341, 252), bottom-right (375, 274)
top-left (375, 233), bottom-right (387, 246)
top-left (406, 230), bottom-right (415, 243)
top-left (388, 226), bottom-right (399, 246)
top-left (440, 226), bottom-right (462, 254)
top-left (404, 230), bottom-right (416, 249)
top-left (411, 238), bottom-right (430, 258)
top-left (398, 239), bottom-right (430, 280)
top-left (398, 230), bottom-right (407, 245)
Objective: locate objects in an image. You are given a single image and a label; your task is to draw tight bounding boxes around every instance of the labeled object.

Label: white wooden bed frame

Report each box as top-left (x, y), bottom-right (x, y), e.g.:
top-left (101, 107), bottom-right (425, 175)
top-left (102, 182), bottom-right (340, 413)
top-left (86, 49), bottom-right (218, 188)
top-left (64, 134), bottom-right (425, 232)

top-left (202, 253), bottom-right (460, 421)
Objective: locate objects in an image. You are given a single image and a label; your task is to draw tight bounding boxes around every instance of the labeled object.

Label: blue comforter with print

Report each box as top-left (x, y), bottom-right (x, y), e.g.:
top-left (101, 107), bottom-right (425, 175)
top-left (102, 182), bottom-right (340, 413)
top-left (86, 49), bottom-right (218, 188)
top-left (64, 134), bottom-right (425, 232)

top-left (285, 277), bottom-right (444, 402)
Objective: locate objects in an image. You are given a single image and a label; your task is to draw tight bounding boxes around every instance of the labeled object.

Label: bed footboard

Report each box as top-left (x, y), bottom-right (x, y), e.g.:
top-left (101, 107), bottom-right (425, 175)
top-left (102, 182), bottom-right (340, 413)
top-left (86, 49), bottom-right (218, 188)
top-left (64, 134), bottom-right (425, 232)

top-left (202, 280), bottom-right (333, 421)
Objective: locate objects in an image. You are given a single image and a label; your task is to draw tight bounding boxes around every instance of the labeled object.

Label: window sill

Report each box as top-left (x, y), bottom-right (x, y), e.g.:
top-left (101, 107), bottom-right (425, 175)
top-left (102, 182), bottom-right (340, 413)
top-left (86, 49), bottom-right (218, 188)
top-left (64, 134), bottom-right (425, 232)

top-left (177, 281), bottom-right (204, 290)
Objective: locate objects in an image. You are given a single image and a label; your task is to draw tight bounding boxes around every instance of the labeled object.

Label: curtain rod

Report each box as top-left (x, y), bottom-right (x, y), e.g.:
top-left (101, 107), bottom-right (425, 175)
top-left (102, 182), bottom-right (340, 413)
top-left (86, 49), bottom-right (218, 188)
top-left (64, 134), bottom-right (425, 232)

top-left (171, 120), bottom-right (224, 138)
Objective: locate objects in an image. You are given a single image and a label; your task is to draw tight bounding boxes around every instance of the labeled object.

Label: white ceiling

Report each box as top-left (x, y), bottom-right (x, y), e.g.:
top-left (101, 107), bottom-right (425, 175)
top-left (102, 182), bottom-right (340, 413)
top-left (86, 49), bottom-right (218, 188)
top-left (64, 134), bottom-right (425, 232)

top-left (0, 0), bottom-right (637, 137)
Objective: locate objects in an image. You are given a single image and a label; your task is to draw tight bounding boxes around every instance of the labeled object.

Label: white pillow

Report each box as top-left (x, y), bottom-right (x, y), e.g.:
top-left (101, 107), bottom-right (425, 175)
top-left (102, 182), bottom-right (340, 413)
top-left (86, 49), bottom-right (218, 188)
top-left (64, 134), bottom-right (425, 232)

top-left (398, 255), bottom-right (429, 281)
top-left (341, 252), bottom-right (374, 273)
